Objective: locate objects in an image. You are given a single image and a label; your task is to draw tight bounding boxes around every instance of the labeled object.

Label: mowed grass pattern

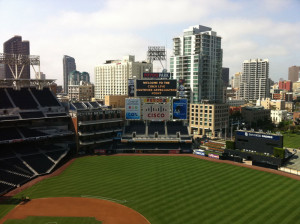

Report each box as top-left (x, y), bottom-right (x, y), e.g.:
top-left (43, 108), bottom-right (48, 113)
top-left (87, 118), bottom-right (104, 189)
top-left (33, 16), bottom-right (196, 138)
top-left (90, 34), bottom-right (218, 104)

top-left (283, 133), bottom-right (300, 148)
top-left (2, 156), bottom-right (300, 224)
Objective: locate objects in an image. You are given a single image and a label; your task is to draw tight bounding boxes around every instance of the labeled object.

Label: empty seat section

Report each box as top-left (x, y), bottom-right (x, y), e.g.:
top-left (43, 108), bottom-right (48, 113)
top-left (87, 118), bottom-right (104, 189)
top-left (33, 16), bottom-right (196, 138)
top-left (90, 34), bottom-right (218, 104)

top-left (21, 154), bottom-right (54, 174)
top-left (46, 150), bottom-right (66, 160)
top-left (0, 127), bottom-right (22, 141)
top-left (0, 148), bottom-right (16, 158)
top-left (1, 158), bottom-right (34, 176)
top-left (73, 103), bottom-right (85, 109)
top-left (130, 121), bottom-right (146, 135)
top-left (19, 127), bottom-right (47, 138)
top-left (148, 122), bottom-right (165, 135)
top-left (167, 122), bottom-right (188, 135)
top-left (14, 146), bottom-right (40, 155)
top-left (89, 102), bottom-right (99, 108)
top-left (0, 89), bottom-right (13, 109)
top-left (7, 88), bottom-right (38, 109)
top-left (30, 88), bottom-right (60, 107)
top-left (41, 145), bottom-right (63, 152)
top-left (0, 182), bottom-right (13, 195)
top-left (20, 111), bottom-right (44, 119)
top-left (0, 170), bottom-right (30, 185)
top-left (46, 113), bottom-right (67, 117)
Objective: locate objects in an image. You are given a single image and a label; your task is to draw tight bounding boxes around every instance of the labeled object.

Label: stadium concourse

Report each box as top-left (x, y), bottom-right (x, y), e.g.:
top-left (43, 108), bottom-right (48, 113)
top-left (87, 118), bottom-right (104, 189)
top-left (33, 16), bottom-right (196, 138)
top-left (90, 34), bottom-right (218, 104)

top-left (0, 86), bottom-right (74, 196)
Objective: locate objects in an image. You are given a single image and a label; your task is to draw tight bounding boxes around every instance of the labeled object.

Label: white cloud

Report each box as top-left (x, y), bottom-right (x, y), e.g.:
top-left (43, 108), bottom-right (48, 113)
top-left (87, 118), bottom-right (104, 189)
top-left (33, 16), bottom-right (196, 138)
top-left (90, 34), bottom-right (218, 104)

top-left (0, 0), bottom-right (299, 84)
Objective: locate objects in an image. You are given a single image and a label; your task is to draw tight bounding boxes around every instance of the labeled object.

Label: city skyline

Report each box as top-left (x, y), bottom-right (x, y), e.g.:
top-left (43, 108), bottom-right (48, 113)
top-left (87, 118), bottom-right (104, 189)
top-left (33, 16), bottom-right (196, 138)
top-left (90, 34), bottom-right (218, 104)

top-left (0, 0), bottom-right (299, 85)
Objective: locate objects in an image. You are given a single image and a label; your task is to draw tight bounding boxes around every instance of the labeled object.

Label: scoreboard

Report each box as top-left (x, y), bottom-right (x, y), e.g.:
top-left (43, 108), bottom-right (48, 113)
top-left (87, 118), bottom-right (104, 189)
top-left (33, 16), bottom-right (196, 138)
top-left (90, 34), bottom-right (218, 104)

top-left (136, 79), bottom-right (177, 97)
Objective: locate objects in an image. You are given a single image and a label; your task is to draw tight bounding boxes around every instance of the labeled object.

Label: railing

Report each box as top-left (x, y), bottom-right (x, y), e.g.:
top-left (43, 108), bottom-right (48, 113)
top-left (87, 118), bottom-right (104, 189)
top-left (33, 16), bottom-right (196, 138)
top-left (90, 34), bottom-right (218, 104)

top-left (278, 167), bottom-right (300, 176)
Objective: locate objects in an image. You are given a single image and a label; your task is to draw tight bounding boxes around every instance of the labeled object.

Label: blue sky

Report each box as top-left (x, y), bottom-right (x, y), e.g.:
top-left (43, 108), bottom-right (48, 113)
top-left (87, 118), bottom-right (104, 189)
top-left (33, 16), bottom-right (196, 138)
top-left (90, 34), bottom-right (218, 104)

top-left (0, 0), bottom-right (299, 85)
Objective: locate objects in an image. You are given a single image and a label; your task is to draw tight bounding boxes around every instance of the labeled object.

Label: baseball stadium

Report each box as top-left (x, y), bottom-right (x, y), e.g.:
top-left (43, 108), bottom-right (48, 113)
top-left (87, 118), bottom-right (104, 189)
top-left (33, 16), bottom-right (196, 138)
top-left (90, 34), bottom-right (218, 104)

top-left (1, 75), bottom-right (300, 224)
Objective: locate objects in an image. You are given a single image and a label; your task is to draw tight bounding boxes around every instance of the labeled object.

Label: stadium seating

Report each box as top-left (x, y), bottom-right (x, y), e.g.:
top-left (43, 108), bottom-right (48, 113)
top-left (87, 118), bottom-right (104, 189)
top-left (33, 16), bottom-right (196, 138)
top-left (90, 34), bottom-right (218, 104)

top-left (46, 113), bottom-right (67, 117)
top-left (0, 169), bottom-right (30, 185)
top-left (0, 148), bottom-right (16, 158)
top-left (21, 154), bottom-right (54, 174)
top-left (148, 122), bottom-right (165, 135)
top-left (0, 158), bottom-right (34, 176)
top-left (46, 150), bottom-right (66, 161)
top-left (19, 127), bottom-right (47, 138)
top-left (20, 111), bottom-right (45, 119)
top-left (167, 122), bottom-right (189, 135)
top-left (6, 88), bottom-right (38, 109)
top-left (0, 182), bottom-right (13, 195)
top-left (0, 127), bottom-right (22, 141)
top-left (31, 88), bottom-right (60, 107)
top-left (125, 121), bottom-right (146, 135)
top-left (73, 102), bottom-right (86, 110)
top-left (0, 116), bottom-right (20, 121)
top-left (0, 89), bottom-right (13, 109)
top-left (14, 146), bottom-right (40, 155)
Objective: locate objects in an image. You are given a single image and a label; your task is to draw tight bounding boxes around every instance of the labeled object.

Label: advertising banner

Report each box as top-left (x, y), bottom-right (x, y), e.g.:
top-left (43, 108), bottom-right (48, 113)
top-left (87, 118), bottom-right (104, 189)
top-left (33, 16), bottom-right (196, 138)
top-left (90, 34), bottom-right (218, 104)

top-left (195, 151), bottom-right (205, 156)
top-left (142, 103), bottom-right (170, 121)
top-left (208, 154), bottom-right (219, 159)
top-left (143, 98), bottom-right (169, 103)
top-left (136, 79), bottom-right (177, 97)
top-left (143, 73), bottom-right (171, 79)
top-left (173, 98), bottom-right (188, 120)
top-left (236, 131), bottom-right (280, 140)
top-left (178, 79), bottom-right (185, 97)
top-left (128, 79), bottom-right (135, 97)
top-left (125, 98), bottom-right (140, 120)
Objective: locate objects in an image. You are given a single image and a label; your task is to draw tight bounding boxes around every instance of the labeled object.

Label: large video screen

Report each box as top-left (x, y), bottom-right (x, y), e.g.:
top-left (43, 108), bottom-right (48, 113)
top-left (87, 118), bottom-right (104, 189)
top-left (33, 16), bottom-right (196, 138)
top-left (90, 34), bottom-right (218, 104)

top-left (136, 79), bottom-right (177, 97)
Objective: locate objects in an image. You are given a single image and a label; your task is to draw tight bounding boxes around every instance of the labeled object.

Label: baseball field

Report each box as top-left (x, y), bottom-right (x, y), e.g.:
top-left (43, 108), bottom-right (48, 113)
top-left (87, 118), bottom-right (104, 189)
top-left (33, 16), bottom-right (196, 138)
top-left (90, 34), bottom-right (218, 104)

top-left (1, 155), bottom-right (300, 224)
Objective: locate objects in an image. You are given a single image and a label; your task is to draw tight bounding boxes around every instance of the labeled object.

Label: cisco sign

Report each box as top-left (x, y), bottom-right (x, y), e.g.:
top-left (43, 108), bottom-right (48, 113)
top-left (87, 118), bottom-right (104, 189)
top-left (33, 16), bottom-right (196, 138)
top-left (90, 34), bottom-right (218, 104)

top-left (236, 131), bottom-right (280, 140)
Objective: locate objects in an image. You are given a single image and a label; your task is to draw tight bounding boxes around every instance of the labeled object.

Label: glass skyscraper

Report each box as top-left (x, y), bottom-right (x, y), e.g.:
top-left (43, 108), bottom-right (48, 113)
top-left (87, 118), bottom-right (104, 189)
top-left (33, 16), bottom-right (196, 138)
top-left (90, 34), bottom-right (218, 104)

top-left (170, 25), bottom-right (223, 103)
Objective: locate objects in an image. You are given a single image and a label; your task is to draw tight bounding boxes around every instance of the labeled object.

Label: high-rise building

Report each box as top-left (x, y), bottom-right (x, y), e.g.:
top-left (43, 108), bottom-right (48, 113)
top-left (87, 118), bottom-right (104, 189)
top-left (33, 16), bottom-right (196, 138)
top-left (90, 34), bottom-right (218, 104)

top-left (94, 55), bottom-right (152, 100)
top-left (0, 64), bottom-right (5, 79)
top-left (232, 72), bottom-right (242, 89)
top-left (3, 36), bottom-right (30, 79)
top-left (221, 67), bottom-right (229, 87)
top-left (69, 70), bottom-right (90, 85)
top-left (288, 66), bottom-right (300, 82)
top-left (170, 25), bottom-right (223, 103)
top-left (239, 59), bottom-right (269, 101)
top-left (279, 80), bottom-right (292, 92)
top-left (63, 55), bottom-right (76, 93)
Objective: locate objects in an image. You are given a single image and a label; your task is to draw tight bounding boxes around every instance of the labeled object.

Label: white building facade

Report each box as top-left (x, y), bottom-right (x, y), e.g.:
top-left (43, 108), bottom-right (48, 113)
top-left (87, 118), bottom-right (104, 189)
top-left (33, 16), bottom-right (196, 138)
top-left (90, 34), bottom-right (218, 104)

top-left (94, 55), bottom-right (152, 100)
top-left (239, 59), bottom-right (270, 101)
top-left (271, 110), bottom-right (287, 124)
top-left (170, 25), bottom-right (223, 103)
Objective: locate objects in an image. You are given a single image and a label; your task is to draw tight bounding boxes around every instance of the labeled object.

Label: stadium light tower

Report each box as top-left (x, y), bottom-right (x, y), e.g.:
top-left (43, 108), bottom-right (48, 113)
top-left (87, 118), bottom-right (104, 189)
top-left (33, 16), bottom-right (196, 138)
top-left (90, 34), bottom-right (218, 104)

top-left (147, 46), bottom-right (167, 71)
top-left (0, 53), bottom-right (55, 90)
top-left (0, 53), bottom-right (41, 79)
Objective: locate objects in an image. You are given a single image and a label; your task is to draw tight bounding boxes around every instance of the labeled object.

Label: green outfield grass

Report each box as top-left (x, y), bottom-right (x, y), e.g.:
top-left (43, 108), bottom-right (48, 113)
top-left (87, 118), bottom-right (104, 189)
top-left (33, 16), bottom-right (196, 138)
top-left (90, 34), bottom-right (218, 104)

top-left (283, 133), bottom-right (300, 148)
top-left (2, 156), bottom-right (300, 224)
top-left (4, 216), bottom-right (102, 224)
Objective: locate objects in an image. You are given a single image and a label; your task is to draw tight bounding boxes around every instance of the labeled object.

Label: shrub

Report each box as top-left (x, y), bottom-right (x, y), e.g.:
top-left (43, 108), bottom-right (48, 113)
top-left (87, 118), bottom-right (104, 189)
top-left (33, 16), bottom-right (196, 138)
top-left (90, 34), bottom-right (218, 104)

top-left (226, 140), bottom-right (235, 150)
top-left (273, 147), bottom-right (285, 159)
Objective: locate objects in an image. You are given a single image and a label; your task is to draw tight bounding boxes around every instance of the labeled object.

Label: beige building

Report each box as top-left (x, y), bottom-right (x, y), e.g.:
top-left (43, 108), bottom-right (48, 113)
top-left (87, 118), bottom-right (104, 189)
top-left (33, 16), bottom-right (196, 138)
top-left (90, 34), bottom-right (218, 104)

top-left (285, 101), bottom-right (294, 112)
top-left (68, 82), bottom-right (94, 102)
top-left (105, 95), bottom-right (127, 108)
top-left (260, 98), bottom-right (285, 110)
top-left (94, 55), bottom-right (152, 100)
top-left (189, 103), bottom-right (229, 139)
top-left (293, 81), bottom-right (300, 93)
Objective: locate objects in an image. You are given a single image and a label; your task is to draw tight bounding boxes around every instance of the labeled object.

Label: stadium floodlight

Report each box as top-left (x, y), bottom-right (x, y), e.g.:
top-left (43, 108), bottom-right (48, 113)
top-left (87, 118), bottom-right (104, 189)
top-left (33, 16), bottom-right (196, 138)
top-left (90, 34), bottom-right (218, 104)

top-left (0, 53), bottom-right (40, 79)
top-left (147, 46), bottom-right (166, 70)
